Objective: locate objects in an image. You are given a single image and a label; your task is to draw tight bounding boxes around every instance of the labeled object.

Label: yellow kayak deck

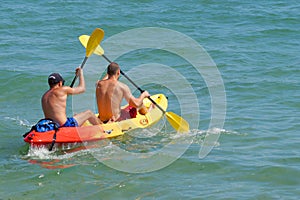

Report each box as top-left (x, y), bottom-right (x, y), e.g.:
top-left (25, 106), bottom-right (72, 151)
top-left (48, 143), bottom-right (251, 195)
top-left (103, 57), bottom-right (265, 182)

top-left (83, 94), bottom-right (168, 139)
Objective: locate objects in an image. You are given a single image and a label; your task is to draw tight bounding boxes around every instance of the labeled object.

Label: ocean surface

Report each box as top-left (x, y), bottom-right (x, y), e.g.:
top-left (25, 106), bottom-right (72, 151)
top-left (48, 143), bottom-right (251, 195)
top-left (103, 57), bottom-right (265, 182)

top-left (1, 0), bottom-right (299, 199)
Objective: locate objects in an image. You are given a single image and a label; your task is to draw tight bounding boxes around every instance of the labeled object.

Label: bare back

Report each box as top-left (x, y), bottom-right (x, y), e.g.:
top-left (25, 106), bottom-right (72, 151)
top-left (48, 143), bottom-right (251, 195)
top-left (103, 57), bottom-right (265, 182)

top-left (41, 68), bottom-right (103, 127)
top-left (42, 87), bottom-right (69, 125)
top-left (42, 81), bottom-right (85, 125)
top-left (96, 79), bottom-right (132, 122)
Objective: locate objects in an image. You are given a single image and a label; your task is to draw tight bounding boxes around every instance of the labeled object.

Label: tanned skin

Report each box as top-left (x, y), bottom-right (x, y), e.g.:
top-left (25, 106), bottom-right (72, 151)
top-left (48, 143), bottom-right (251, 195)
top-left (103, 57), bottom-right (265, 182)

top-left (42, 68), bottom-right (101, 127)
top-left (96, 63), bottom-right (149, 123)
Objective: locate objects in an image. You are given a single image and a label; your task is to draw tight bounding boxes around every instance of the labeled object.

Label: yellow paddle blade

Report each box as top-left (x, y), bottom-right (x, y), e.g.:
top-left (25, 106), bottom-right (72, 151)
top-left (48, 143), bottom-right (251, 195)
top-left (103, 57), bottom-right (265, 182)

top-left (79, 35), bottom-right (104, 56)
top-left (166, 112), bottom-right (190, 133)
top-left (85, 28), bottom-right (104, 57)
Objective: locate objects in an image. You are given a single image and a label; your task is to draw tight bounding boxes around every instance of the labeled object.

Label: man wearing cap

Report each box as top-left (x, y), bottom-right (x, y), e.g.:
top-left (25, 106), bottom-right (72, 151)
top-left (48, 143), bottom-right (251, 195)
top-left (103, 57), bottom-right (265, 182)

top-left (42, 67), bottom-right (101, 127)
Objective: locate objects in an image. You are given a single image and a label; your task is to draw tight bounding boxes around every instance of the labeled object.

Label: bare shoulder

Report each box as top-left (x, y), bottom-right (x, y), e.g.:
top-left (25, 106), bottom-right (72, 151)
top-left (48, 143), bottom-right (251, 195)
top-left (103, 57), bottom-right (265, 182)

top-left (41, 89), bottom-right (50, 101)
top-left (118, 81), bottom-right (133, 101)
top-left (118, 81), bottom-right (130, 92)
top-left (96, 79), bottom-right (102, 84)
top-left (96, 79), bottom-right (110, 89)
top-left (59, 86), bottom-right (74, 95)
top-left (96, 80), bottom-right (101, 87)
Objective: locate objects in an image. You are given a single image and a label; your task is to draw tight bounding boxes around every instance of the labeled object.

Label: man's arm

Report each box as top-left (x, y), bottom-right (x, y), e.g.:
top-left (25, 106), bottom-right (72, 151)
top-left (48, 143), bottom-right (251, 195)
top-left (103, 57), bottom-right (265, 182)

top-left (122, 83), bottom-right (149, 108)
top-left (66, 68), bottom-right (85, 95)
top-left (129, 91), bottom-right (149, 108)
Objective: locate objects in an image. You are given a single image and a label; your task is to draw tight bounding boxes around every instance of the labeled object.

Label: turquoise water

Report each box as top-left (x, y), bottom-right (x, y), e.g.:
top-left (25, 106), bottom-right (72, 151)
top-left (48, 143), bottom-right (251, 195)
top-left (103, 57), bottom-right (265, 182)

top-left (1, 0), bottom-right (300, 199)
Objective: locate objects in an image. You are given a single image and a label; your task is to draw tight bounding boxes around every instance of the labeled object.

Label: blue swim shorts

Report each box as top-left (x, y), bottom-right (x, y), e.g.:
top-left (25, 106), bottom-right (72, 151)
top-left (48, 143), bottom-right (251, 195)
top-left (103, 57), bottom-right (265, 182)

top-left (62, 117), bottom-right (78, 127)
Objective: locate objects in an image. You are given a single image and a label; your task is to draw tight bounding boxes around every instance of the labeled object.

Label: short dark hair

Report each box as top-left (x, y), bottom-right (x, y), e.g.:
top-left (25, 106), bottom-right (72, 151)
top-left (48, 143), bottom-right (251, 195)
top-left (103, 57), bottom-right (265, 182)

top-left (107, 62), bottom-right (120, 76)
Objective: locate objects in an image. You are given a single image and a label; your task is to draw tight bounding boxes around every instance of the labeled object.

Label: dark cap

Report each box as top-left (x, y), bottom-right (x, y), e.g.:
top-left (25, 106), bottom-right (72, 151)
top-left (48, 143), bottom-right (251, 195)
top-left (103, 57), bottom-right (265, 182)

top-left (48, 73), bottom-right (65, 85)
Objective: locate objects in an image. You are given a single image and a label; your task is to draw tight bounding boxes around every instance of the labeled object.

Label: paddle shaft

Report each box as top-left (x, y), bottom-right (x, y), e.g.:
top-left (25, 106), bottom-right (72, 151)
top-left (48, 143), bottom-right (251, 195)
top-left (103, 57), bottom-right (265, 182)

top-left (70, 56), bottom-right (88, 88)
top-left (102, 54), bottom-right (166, 114)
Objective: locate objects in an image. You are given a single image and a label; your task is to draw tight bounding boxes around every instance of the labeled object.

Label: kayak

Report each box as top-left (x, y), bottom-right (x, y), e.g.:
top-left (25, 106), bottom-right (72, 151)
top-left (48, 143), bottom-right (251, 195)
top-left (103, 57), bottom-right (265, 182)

top-left (23, 94), bottom-right (168, 146)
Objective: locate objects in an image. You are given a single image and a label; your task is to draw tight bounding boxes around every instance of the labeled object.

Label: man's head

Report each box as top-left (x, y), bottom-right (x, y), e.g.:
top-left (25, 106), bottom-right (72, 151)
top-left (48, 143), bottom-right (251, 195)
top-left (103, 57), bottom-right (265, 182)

top-left (48, 73), bottom-right (65, 87)
top-left (107, 62), bottom-right (120, 76)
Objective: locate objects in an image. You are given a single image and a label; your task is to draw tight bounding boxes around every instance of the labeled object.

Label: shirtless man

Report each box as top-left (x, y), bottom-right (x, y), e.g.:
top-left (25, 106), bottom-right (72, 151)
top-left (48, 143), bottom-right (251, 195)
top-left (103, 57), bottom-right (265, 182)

top-left (42, 68), bottom-right (101, 127)
top-left (96, 62), bottom-right (150, 123)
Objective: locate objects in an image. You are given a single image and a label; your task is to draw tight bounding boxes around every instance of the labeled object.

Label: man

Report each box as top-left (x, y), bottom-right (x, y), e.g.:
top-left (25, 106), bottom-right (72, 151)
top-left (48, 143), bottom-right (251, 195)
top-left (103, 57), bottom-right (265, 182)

top-left (42, 68), bottom-right (101, 127)
top-left (96, 62), bottom-right (150, 123)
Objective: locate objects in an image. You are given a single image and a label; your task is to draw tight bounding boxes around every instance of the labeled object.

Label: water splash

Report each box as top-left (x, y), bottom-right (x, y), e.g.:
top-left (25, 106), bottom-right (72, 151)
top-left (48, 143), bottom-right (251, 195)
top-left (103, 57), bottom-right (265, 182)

top-left (4, 116), bottom-right (32, 127)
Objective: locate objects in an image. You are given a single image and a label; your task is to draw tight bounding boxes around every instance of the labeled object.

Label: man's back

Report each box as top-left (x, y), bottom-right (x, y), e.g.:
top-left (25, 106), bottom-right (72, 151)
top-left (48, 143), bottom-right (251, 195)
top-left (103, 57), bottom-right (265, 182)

top-left (42, 87), bottom-right (68, 125)
top-left (96, 62), bottom-right (149, 123)
top-left (96, 79), bottom-right (132, 122)
top-left (41, 69), bottom-right (101, 127)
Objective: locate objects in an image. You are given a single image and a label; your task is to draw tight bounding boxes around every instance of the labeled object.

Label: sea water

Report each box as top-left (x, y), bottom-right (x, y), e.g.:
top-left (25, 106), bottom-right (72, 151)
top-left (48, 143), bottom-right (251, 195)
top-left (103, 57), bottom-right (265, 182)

top-left (1, 0), bottom-right (299, 199)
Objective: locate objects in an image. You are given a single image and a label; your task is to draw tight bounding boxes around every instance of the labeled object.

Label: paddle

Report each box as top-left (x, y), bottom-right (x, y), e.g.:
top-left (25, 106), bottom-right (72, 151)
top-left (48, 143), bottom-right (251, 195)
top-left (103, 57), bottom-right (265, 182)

top-left (70, 28), bottom-right (104, 87)
top-left (79, 35), bottom-right (189, 133)
top-left (48, 28), bottom-right (104, 152)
